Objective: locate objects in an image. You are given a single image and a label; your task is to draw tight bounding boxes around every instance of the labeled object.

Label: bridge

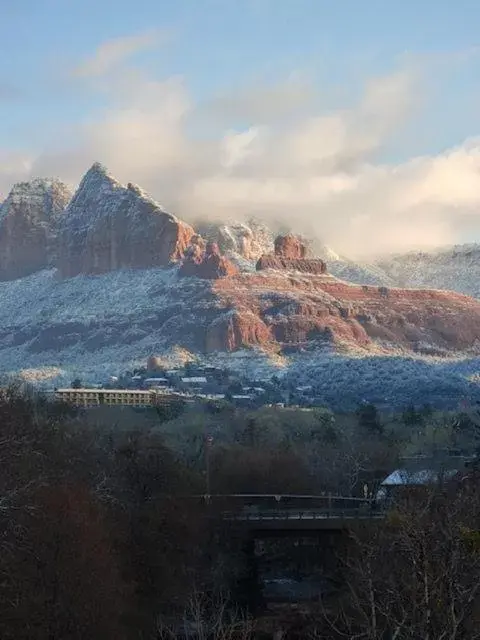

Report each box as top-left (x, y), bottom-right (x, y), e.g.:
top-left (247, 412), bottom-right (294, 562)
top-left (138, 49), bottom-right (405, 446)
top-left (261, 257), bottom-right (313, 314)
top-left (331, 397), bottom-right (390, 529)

top-left (192, 494), bottom-right (384, 532)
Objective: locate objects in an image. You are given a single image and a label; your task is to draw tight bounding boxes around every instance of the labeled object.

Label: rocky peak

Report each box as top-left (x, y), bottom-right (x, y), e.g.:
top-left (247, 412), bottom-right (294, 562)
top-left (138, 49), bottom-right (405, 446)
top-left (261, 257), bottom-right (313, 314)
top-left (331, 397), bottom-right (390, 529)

top-left (256, 234), bottom-right (327, 275)
top-left (197, 219), bottom-right (275, 265)
top-left (179, 237), bottom-right (239, 279)
top-left (274, 233), bottom-right (308, 259)
top-left (57, 163), bottom-right (195, 277)
top-left (0, 177), bottom-right (72, 280)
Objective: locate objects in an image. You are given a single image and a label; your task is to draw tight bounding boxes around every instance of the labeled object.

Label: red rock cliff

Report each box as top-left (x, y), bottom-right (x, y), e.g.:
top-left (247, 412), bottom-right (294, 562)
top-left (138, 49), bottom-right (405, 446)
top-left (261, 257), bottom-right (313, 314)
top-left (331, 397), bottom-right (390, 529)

top-left (205, 272), bottom-right (480, 355)
top-left (0, 178), bottom-right (72, 280)
top-left (256, 233), bottom-right (327, 274)
top-left (57, 163), bottom-right (194, 277)
top-left (179, 239), bottom-right (240, 279)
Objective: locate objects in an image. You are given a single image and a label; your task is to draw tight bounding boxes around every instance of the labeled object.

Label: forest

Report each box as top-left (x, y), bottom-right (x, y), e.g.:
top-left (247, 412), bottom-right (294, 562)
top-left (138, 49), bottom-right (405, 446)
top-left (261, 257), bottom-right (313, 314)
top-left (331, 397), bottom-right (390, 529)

top-left (1, 386), bottom-right (480, 639)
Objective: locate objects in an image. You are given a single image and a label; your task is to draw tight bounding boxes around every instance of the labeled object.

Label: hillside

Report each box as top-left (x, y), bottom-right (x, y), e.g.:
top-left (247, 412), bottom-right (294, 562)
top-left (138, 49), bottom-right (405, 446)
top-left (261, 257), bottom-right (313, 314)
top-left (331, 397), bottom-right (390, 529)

top-left (0, 163), bottom-right (480, 408)
top-left (376, 244), bottom-right (480, 298)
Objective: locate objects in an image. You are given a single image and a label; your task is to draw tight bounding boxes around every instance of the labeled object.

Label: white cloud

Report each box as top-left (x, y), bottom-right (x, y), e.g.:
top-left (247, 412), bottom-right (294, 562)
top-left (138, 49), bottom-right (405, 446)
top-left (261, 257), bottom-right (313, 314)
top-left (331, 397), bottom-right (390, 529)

top-left (4, 49), bottom-right (480, 258)
top-left (72, 30), bottom-right (167, 78)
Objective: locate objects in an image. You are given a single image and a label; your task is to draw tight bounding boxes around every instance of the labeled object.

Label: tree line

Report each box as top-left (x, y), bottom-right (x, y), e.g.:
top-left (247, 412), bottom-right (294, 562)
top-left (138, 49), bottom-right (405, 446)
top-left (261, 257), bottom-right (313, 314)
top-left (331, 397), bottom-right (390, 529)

top-left (0, 386), bottom-right (479, 638)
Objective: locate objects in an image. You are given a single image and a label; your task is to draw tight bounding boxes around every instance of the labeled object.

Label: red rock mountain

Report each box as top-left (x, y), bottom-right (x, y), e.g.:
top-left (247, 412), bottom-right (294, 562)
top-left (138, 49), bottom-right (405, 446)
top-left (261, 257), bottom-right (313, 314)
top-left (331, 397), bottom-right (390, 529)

top-left (0, 178), bottom-right (72, 280)
top-left (179, 238), bottom-right (239, 279)
top-left (205, 271), bottom-right (480, 354)
top-left (1, 165), bottom-right (480, 376)
top-left (57, 163), bottom-right (195, 277)
top-left (256, 233), bottom-right (327, 275)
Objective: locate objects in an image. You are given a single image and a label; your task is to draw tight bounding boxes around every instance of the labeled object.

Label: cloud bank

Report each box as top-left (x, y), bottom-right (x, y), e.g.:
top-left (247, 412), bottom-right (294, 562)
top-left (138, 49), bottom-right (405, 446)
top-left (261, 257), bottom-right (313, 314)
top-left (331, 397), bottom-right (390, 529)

top-left (1, 41), bottom-right (480, 258)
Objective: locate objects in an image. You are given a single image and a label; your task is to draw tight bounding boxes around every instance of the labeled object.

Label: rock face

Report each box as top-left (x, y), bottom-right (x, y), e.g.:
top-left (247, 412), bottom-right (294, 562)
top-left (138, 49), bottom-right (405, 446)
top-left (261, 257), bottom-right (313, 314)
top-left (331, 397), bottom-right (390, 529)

top-left (0, 178), bottom-right (72, 280)
top-left (57, 163), bottom-right (195, 277)
top-left (274, 233), bottom-right (307, 259)
top-left (206, 309), bottom-right (271, 352)
top-left (179, 239), bottom-right (240, 279)
top-left (256, 233), bottom-right (327, 275)
top-left (210, 272), bottom-right (480, 355)
top-left (256, 254), bottom-right (328, 274)
top-left (198, 219), bottom-right (275, 262)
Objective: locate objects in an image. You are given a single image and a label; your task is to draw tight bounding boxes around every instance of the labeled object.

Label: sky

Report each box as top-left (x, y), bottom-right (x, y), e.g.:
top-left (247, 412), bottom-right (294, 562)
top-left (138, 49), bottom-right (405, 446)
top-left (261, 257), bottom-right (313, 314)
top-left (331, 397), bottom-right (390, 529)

top-left (1, 0), bottom-right (480, 257)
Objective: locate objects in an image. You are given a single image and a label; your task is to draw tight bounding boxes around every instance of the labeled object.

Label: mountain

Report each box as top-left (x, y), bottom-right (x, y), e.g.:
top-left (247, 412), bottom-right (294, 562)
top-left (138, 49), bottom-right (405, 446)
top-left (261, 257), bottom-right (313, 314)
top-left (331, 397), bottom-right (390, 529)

top-left (57, 163), bottom-right (195, 277)
top-left (197, 219), bottom-right (275, 271)
top-left (201, 219), bottom-right (393, 285)
top-left (376, 244), bottom-right (480, 299)
top-left (0, 162), bottom-right (479, 409)
top-left (0, 178), bottom-right (72, 280)
top-left (2, 260), bottom-right (480, 408)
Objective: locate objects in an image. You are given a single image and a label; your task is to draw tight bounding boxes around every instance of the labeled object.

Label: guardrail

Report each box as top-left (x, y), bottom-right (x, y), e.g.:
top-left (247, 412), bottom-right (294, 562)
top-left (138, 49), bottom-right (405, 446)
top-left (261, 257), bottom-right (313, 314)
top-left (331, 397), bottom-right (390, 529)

top-left (225, 507), bottom-right (383, 521)
top-left (186, 494), bottom-right (384, 523)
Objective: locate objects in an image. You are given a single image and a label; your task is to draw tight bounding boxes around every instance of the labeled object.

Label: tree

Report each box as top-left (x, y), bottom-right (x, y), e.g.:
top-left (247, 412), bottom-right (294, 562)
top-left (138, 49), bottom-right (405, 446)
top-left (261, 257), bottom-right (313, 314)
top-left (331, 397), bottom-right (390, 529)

top-left (318, 485), bottom-right (480, 639)
top-left (356, 402), bottom-right (383, 436)
top-left (0, 484), bottom-right (128, 640)
top-left (402, 403), bottom-right (424, 427)
top-left (71, 377), bottom-right (82, 389)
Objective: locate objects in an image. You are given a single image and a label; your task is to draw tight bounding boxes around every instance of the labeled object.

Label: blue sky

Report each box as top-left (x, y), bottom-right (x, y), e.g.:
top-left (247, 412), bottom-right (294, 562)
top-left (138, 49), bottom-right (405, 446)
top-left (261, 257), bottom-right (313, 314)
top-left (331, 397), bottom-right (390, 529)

top-left (1, 0), bottom-right (479, 150)
top-left (1, 0), bottom-right (480, 255)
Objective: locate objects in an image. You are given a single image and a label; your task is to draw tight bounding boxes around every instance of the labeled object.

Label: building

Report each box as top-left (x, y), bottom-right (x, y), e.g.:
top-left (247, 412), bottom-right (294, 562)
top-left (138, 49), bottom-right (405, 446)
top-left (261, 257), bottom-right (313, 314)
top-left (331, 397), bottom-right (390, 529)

top-left (376, 468), bottom-right (458, 503)
top-left (143, 377), bottom-right (169, 388)
top-left (54, 388), bottom-right (191, 408)
top-left (180, 376), bottom-right (208, 392)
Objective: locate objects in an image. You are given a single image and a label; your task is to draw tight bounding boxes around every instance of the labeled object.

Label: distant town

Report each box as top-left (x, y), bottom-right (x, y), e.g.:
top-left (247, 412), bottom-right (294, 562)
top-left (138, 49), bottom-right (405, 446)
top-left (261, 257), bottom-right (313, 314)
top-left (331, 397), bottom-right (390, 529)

top-left (54, 356), bottom-right (319, 410)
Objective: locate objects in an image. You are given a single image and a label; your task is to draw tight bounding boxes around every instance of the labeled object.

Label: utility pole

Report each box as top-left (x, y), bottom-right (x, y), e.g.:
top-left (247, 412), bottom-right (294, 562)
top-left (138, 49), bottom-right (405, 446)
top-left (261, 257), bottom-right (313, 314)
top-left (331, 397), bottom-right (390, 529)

top-left (205, 434), bottom-right (213, 497)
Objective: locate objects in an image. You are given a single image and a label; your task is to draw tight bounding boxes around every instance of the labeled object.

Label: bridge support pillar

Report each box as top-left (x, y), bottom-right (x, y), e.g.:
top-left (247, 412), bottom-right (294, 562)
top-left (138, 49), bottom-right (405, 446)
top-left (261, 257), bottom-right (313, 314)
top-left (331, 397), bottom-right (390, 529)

top-left (236, 535), bottom-right (263, 614)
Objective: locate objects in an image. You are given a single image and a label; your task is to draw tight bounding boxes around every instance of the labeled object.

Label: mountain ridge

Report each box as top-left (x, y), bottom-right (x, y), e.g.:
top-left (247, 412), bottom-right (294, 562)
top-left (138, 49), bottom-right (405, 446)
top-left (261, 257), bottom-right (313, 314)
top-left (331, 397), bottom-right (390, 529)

top-left (0, 162), bottom-right (480, 404)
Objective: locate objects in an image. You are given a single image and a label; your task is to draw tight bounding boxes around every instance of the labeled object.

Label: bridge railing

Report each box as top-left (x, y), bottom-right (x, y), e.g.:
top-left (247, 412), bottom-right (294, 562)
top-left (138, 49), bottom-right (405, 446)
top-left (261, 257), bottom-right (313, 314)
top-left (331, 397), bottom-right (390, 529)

top-left (188, 494), bottom-right (383, 519)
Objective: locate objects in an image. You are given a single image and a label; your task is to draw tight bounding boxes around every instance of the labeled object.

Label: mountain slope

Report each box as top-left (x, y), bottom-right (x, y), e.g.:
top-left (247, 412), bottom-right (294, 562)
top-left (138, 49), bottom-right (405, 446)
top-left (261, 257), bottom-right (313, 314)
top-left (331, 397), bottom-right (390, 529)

top-left (376, 244), bottom-right (480, 298)
top-left (2, 263), bottom-right (480, 388)
top-left (0, 178), bottom-right (72, 280)
top-left (58, 163), bottom-right (195, 277)
top-left (199, 219), bottom-right (394, 285)
top-left (0, 163), bottom-right (480, 410)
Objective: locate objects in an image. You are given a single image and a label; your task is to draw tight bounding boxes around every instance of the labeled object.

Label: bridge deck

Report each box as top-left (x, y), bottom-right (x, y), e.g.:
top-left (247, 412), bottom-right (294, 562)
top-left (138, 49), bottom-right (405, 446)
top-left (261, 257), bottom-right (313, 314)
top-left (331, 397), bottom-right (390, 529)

top-left (189, 494), bottom-right (385, 531)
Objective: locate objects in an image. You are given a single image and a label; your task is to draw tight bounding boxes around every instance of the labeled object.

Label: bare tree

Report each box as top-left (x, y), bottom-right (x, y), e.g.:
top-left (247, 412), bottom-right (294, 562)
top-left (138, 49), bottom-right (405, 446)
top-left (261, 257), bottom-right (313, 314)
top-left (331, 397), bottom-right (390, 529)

top-left (155, 589), bottom-right (254, 639)
top-left (315, 484), bottom-right (480, 639)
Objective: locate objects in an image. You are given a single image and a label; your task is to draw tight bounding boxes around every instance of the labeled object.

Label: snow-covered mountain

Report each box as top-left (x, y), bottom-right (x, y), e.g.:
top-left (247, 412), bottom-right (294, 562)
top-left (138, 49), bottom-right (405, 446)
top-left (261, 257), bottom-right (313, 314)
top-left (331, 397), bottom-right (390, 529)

top-left (376, 244), bottom-right (480, 299)
top-left (0, 178), bottom-right (72, 280)
top-left (58, 163), bottom-right (195, 277)
top-left (198, 219), bottom-right (393, 284)
top-left (2, 265), bottom-right (480, 410)
top-left (197, 219), bottom-right (275, 271)
top-left (0, 162), bottom-right (480, 409)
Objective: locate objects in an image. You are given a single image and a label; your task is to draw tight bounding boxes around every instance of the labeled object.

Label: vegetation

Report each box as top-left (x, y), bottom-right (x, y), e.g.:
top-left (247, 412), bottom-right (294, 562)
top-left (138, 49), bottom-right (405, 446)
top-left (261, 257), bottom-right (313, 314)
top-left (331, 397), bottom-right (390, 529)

top-left (0, 386), bottom-right (479, 638)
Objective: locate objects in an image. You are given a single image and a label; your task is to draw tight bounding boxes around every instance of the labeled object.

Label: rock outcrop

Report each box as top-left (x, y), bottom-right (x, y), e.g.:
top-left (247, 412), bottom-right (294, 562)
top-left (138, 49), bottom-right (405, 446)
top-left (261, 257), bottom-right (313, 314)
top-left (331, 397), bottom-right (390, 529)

top-left (256, 233), bottom-right (327, 274)
top-left (57, 163), bottom-right (195, 277)
top-left (179, 239), bottom-right (240, 279)
top-left (205, 309), bottom-right (271, 352)
top-left (0, 178), bottom-right (72, 280)
top-left (211, 272), bottom-right (480, 355)
top-left (274, 233), bottom-right (307, 259)
top-left (198, 219), bottom-right (275, 262)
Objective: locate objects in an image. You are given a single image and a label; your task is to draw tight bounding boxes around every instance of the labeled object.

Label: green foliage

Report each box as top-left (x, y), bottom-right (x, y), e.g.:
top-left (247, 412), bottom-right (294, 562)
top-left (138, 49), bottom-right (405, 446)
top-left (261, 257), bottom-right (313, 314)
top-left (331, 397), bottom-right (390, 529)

top-left (356, 402), bottom-right (384, 435)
